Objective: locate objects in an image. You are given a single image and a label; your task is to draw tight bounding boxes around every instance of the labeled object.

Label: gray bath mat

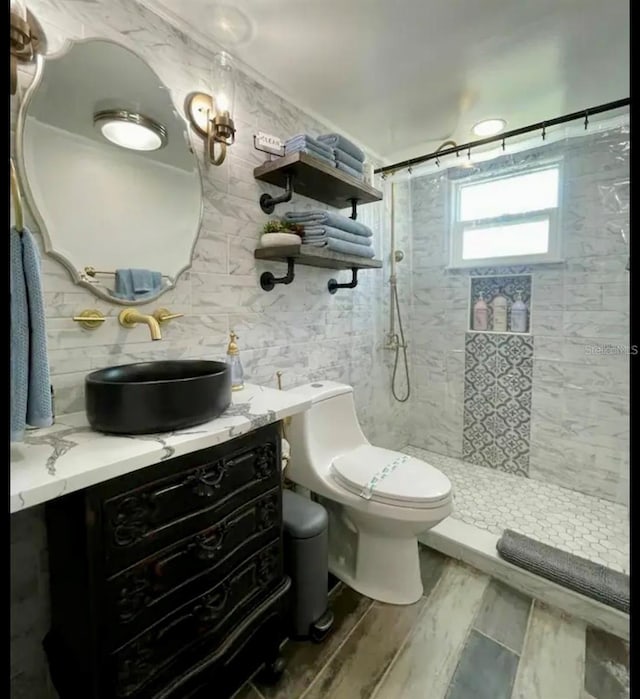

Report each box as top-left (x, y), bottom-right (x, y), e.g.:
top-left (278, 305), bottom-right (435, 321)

top-left (496, 529), bottom-right (629, 614)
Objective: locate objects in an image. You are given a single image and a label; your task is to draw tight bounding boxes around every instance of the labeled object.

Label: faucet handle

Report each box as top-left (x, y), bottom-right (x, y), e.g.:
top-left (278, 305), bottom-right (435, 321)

top-left (153, 308), bottom-right (184, 325)
top-left (276, 371), bottom-right (283, 390)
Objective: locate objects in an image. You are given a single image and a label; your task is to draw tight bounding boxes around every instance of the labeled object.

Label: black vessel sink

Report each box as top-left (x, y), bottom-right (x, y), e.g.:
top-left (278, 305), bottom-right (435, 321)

top-left (85, 360), bottom-right (232, 435)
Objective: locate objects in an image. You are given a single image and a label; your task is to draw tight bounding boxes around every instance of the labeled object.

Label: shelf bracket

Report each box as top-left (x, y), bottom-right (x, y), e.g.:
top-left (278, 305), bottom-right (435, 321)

top-left (328, 268), bottom-right (359, 294)
top-left (349, 198), bottom-right (359, 220)
top-left (260, 258), bottom-right (295, 291)
top-left (260, 173), bottom-right (294, 214)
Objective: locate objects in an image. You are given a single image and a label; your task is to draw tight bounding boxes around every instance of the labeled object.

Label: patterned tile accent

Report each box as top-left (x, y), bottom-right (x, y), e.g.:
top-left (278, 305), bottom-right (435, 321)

top-left (403, 446), bottom-right (630, 575)
top-left (463, 333), bottom-right (533, 475)
top-left (469, 275), bottom-right (532, 333)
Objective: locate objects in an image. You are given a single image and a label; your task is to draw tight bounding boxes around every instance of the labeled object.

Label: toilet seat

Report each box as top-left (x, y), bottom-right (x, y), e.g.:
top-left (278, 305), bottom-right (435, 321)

top-left (331, 445), bottom-right (452, 509)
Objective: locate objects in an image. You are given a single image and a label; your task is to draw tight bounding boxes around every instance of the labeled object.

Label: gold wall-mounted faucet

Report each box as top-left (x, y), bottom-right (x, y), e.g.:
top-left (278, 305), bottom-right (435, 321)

top-left (118, 308), bottom-right (162, 341)
top-left (152, 308), bottom-right (184, 325)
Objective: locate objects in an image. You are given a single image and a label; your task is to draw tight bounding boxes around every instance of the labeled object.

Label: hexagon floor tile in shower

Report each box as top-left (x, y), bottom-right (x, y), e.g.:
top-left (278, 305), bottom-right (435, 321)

top-left (403, 446), bottom-right (629, 574)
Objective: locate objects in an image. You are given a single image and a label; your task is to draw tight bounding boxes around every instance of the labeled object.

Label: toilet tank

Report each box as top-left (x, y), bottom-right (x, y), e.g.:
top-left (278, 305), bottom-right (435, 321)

top-left (286, 382), bottom-right (369, 487)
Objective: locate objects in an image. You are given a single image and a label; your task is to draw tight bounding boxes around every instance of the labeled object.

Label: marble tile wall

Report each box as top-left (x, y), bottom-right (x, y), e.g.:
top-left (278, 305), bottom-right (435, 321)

top-left (405, 127), bottom-right (629, 504)
top-left (11, 0), bottom-right (413, 452)
top-left (10, 1), bottom-right (415, 695)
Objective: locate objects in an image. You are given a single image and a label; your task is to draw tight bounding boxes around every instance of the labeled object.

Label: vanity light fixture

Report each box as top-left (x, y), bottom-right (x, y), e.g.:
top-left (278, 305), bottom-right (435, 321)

top-left (472, 118), bottom-right (507, 137)
top-left (93, 110), bottom-right (168, 151)
top-left (185, 51), bottom-right (236, 166)
top-left (10, 0), bottom-right (42, 95)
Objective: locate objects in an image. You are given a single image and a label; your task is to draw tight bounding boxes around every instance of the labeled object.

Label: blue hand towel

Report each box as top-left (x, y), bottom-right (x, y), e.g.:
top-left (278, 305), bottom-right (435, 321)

top-left (11, 227), bottom-right (53, 442)
top-left (285, 133), bottom-right (334, 157)
top-left (283, 210), bottom-right (372, 238)
top-left (336, 161), bottom-right (364, 181)
top-left (317, 133), bottom-right (365, 163)
top-left (111, 269), bottom-right (163, 301)
top-left (334, 148), bottom-right (365, 172)
top-left (302, 225), bottom-right (373, 247)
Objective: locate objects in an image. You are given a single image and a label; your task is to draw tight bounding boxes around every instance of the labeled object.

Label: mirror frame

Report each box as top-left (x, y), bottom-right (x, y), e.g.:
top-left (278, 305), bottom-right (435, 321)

top-left (15, 37), bottom-right (204, 305)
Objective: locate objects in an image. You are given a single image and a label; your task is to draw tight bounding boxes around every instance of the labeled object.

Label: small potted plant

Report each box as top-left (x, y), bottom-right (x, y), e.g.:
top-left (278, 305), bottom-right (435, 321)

top-left (260, 220), bottom-right (304, 247)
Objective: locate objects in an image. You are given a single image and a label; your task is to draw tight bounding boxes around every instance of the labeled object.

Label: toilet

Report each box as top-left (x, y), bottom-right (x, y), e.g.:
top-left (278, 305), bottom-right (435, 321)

top-left (285, 381), bottom-right (453, 605)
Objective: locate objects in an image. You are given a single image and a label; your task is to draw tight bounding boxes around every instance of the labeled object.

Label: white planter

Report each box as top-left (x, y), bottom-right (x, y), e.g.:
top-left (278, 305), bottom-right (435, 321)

top-left (260, 232), bottom-right (302, 247)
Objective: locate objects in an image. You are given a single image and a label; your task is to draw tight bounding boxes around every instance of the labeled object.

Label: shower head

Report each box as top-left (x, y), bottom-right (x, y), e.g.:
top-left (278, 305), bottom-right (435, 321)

top-left (394, 250), bottom-right (404, 263)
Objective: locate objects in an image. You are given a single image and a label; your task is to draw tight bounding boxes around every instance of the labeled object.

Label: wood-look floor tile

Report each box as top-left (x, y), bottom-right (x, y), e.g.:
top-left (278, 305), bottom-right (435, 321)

top-left (231, 683), bottom-right (264, 699)
top-left (444, 630), bottom-right (519, 699)
top-left (418, 544), bottom-right (448, 597)
top-left (302, 597), bottom-right (426, 699)
top-left (584, 626), bottom-right (629, 699)
top-left (512, 602), bottom-right (585, 699)
top-left (473, 579), bottom-right (532, 654)
top-left (257, 584), bottom-right (373, 699)
top-left (372, 562), bottom-right (489, 699)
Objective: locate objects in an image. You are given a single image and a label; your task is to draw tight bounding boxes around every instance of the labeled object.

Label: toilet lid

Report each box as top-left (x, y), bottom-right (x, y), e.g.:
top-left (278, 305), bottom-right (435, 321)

top-left (331, 445), bottom-right (452, 508)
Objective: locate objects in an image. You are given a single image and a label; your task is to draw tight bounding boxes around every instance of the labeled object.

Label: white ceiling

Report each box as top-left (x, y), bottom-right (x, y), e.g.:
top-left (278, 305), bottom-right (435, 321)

top-left (142, 0), bottom-right (629, 164)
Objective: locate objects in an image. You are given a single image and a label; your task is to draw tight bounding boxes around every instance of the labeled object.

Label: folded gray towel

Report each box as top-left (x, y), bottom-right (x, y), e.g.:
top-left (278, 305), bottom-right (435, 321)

top-left (497, 529), bottom-right (629, 613)
top-left (285, 143), bottom-right (335, 165)
top-left (11, 226), bottom-right (53, 442)
top-left (318, 133), bottom-right (365, 162)
top-left (334, 148), bottom-right (365, 172)
top-left (336, 161), bottom-right (364, 180)
top-left (327, 237), bottom-right (375, 258)
top-left (302, 225), bottom-right (372, 247)
top-left (285, 134), bottom-right (334, 157)
top-left (283, 210), bottom-right (372, 238)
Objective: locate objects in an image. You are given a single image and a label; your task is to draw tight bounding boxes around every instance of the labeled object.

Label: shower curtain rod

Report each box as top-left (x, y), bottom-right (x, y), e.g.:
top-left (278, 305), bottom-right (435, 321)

top-left (374, 97), bottom-right (630, 176)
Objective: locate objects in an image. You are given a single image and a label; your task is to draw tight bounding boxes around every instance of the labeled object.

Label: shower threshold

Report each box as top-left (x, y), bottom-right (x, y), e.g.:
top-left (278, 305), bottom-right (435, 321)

top-left (403, 446), bottom-right (629, 641)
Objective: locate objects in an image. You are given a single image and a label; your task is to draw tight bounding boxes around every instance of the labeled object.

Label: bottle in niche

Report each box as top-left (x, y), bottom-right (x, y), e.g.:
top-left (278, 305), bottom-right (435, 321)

top-left (510, 290), bottom-right (528, 333)
top-left (472, 292), bottom-right (488, 331)
top-left (491, 290), bottom-right (508, 332)
top-left (226, 331), bottom-right (244, 391)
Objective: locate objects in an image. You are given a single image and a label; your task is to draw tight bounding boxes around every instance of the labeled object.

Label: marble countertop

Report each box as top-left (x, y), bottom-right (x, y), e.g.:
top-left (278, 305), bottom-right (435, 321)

top-left (10, 383), bottom-right (311, 514)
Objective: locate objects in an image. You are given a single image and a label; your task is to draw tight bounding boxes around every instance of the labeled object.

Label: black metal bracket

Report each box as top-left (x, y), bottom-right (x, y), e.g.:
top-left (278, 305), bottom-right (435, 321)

top-left (349, 198), bottom-right (359, 220)
top-left (260, 174), bottom-right (294, 214)
top-left (260, 258), bottom-right (295, 291)
top-left (328, 268), bottom-right (358, 294)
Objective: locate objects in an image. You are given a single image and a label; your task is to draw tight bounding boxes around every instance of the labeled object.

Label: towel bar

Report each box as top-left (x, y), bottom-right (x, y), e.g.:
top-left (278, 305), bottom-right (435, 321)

top-left (82, 266), bottom-right (171, 280)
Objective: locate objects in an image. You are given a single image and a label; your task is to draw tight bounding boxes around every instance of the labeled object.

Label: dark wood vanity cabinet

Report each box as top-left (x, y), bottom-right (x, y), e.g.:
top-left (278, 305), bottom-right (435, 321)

top-left (44, 423), bottom-right (290, 699)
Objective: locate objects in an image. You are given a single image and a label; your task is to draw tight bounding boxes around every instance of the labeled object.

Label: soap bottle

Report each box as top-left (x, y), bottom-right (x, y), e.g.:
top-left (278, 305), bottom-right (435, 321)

top-left (491, 291), bottom-right (508, 332)
top-left (510, 291), bottom-right (528, 333)
top-left (226, 331), bottom-right (244, 391)
top-left (472, 292), bottom-right (488, 331)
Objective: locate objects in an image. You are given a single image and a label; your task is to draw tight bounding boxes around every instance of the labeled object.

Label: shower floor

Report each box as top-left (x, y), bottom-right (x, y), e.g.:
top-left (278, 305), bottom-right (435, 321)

top-left (403, 446), bottom-right (629, 575)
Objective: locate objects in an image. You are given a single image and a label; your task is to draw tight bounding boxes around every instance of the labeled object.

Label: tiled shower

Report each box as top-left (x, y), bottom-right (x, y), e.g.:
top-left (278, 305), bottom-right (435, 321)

top-left (392, 124), bottom-right (629, 569)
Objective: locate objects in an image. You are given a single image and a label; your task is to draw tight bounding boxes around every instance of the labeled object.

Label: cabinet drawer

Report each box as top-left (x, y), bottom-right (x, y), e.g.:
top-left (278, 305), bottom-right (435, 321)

top-left (111, 540), bottom-right (283, 699)
top-left (106, 489), bottom-right (281, 647)
top-left (99, 434), bottom-right (280, 573)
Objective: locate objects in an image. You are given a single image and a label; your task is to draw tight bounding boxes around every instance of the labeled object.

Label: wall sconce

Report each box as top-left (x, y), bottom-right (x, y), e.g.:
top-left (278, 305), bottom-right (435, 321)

top-left (185, 51), bottom-right (236, 166)
top-left (10, 1), bottom-right (42, 95)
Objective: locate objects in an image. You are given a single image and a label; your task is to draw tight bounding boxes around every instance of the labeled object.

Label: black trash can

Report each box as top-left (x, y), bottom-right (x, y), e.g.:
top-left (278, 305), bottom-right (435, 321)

top-left (282, 490), bottom-right (334, 642)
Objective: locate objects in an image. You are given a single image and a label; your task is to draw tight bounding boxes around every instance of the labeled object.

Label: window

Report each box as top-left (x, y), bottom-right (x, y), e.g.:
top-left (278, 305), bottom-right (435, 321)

top-left (449, 163), bottom-right (563, 268)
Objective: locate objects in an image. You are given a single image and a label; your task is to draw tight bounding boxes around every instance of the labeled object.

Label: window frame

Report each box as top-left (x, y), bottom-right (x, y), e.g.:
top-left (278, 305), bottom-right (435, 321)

top-left (448, 159), bottom-right (564, 269)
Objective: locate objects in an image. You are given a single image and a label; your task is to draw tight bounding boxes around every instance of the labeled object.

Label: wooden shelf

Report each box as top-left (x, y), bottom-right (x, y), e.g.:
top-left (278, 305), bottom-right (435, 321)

top-left (254, 244), bottom-right (382, 270)
top-left (253, 152), bottom-right (383, 209)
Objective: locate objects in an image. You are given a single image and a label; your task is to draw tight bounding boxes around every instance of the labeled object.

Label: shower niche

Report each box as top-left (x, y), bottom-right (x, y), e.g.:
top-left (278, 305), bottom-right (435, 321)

top-left (468, 274), bottom-right (532, 334)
